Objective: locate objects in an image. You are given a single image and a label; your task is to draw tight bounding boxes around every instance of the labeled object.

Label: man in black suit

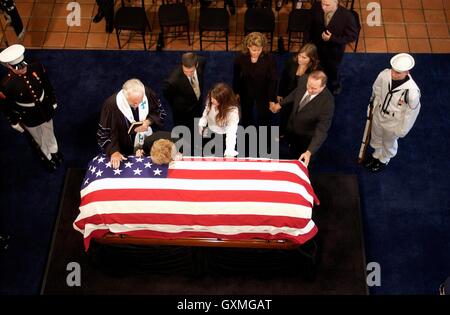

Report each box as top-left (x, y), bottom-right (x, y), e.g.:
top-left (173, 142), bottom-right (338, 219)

top-left (307, 0), bottom-right (357, 95)
top-left (272, 70), bottom-right (334, 166)
top-left (163, 52), bottom-right (206, 134)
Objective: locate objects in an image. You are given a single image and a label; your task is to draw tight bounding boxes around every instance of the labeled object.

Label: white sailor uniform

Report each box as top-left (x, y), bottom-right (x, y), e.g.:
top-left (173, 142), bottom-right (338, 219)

top-left (370, 68), bottom-right (421, 164)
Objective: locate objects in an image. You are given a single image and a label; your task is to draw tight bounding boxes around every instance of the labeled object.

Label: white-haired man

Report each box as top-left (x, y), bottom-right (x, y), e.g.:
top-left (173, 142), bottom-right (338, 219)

top-left (97, 78), bottom-right (166, 169)
top-left (364, 53), bottom-right (421, 172)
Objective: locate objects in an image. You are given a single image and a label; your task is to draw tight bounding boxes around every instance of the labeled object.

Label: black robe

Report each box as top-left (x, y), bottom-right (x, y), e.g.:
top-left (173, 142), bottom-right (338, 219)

top-left (97, 86), bottom-right (166, 156)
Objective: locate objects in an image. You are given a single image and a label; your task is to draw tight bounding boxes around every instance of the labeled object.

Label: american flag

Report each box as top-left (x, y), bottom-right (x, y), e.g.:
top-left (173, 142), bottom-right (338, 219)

top-left (74, 154), bottom-right (319, 250)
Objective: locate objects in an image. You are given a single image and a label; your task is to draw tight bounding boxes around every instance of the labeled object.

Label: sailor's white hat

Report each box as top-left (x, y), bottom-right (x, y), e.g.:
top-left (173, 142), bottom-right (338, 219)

top-left (390, 53), bottom-right (415, 72)
top-left (0, 44), bottom-right (25, 66)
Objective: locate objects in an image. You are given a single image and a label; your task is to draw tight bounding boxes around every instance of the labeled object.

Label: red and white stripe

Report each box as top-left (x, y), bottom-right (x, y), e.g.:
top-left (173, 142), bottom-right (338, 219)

top-left (74, 157), bottom-right (319, 250)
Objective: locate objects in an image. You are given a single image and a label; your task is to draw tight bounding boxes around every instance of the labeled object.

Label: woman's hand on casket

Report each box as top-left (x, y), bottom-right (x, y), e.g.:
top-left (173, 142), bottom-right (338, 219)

top-left (135, 149), bottom-right (145, 158)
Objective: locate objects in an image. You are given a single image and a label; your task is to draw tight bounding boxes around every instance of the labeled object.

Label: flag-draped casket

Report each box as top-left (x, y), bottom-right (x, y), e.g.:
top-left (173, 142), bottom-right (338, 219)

top-left (74, 155), bottom-right (319, 251)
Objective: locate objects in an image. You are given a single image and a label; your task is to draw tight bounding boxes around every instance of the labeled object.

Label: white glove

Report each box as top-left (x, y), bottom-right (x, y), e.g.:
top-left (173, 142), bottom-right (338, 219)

top-left (53, 103), bottom-right (57, 109)
top-left (11, 123), bottom-right (24, 133)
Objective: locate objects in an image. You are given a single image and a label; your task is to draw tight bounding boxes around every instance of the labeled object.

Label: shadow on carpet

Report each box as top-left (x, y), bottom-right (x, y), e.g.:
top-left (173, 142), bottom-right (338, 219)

top-left (41, 168), bottom-right (368, 295)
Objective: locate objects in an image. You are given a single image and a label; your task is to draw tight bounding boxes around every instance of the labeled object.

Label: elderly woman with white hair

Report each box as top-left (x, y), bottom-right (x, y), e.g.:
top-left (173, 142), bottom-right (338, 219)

top-left (97, 78), bottom-right (166, 169)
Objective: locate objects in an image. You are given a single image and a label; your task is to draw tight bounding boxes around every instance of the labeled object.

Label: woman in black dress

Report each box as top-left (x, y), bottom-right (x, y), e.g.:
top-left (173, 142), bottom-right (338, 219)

top-left (233, 32), bottom-right (278, 128)
top-left (278, 43), bottom-right (320, 137)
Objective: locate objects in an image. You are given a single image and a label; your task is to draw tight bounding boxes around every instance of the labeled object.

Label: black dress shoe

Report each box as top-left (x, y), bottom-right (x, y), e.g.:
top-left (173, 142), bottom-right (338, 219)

top-left (332, 82), bottom-right (342, 95)
top-left (0, 234), bottom-right (10, 251)
top-left (93, 11), bottom-right (104, 23)
top-left (44, 158), bottom-right (58, 172)
top-left (370, 160), bottom-right (386, 173)
top-left (51, 151), bottom-right (64, 166)
top-left (363, 155), bottom-right (376, 169)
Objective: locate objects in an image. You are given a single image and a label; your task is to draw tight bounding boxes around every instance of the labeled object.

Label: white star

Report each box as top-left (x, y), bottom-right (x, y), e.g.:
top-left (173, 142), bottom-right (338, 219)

top-left (133, 168), bottom-right (142, 175)
top-left (144, 162), bottom-right (153, 168)
top-left (113, 169), bottom-right (123, 175)
top-left (95, 170), bottom-right (103, 177)
top-left (93, 156), bottom-right (98, 161)
top-left (153, 168), bottom-right (162, 176)
top-left (90, 166), bottom-right (97, 174)
top-left (135, 157), bottom-right (144, 162)
top-left (84, 178), bottom-right (90, 185)
top-left (97, 156), bottom-right (105, 163)
top-left (105, 162), bottom-right (112, 168)
top-left (124, 162), bottom-right (133, 168)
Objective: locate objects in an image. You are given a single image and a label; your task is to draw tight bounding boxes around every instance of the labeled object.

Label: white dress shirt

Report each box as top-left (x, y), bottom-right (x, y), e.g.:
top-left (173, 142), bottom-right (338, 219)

top-left (198, 104), bottom-right (240, 157)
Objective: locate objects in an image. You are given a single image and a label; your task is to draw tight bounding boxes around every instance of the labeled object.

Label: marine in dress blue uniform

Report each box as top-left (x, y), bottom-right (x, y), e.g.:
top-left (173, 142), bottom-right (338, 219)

top-left (0, 44), bottom-right (62, 171)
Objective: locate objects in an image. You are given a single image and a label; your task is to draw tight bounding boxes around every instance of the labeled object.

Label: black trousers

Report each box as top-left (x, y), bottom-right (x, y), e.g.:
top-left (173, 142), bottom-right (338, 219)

top-left (0, 0), bottom-right (24, 36)
top-left (96, 0), bottom-right (114, 31)
top-left (317, 45), bottom-right (345, 89)
top-left (286, 133), bottom-right (311, 160)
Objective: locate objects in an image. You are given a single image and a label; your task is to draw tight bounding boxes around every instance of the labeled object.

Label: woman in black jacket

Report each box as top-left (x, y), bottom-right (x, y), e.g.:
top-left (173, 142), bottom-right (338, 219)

top-left (278, 43), bottom-right (320, 137)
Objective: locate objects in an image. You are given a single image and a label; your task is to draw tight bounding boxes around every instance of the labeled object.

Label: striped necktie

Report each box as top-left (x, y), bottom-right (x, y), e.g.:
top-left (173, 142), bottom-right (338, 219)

top-left (324, 11), bottom-right (333, 26)
top-left (190, 76), bottom-right (201, 100)
top-left (297, 93), bottom-right (311, 112)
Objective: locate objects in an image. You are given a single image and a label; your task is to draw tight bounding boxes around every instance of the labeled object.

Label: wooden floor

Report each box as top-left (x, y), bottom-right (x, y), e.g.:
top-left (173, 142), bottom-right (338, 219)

top-left (2, 0), bottom-right (449, 53)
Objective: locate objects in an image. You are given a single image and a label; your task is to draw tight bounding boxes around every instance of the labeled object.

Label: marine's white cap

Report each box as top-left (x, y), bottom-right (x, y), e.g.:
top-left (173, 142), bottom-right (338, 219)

top-left (0, 44), bottom-right (25, 66)
top-left (390, 53), bottom-right (415, 72)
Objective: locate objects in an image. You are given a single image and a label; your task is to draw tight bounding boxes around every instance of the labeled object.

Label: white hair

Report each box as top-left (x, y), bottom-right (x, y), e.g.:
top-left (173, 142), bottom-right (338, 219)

top-left (122, 78), bottom-right (145, 99)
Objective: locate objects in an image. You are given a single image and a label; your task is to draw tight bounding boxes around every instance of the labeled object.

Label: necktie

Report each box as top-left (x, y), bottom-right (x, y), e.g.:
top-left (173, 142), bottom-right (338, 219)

top-left (190, 76), bottom-right (201, 100)
top-left (297, 93), bottom-right (311, 113)
top-left (324, 12), bottom-right (333, 26)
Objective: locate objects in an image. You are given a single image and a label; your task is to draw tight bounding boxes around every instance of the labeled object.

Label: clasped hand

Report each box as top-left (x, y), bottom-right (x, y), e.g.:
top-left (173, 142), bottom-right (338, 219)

top-left (321, 30), bottom-right (332, 41)
top-left (269, 102), bottom-right (282, 113)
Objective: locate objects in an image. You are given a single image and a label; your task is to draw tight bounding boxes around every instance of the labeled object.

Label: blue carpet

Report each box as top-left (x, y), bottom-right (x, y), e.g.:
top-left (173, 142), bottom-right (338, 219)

top-left (0, 50), bottom-right (449, 294)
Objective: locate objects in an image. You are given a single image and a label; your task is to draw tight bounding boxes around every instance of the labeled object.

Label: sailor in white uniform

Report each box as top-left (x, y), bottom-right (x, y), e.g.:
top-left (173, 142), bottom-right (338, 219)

top-left (364, 53), bottom-right (421, 172)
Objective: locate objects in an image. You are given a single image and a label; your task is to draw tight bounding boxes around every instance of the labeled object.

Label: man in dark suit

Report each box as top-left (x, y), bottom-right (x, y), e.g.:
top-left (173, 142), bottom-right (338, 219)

top-left (307, 0), bottom-right (357, 95)
top-left (272, 70), bottom-right (334, 166)
top-left (163, 52), bottom-right (206, 134)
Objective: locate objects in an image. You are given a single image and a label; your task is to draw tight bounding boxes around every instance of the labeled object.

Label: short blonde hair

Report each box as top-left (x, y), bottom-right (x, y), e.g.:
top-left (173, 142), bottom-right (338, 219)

top-left (150, 139), bottom-right (177, 165)
top-left (242, 32), bottom-right (267, 53)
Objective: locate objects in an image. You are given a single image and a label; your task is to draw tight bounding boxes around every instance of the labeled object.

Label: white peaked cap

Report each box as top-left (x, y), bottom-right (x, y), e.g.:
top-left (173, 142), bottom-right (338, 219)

top-left (0, 44), bottom-right (25, 65)
top-left (390, 53), bottom-right (415, 72)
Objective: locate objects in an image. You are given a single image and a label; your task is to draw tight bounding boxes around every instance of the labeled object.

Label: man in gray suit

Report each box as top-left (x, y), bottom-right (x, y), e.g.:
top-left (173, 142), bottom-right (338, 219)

top-left (272, 70), bottom-right (334, 166)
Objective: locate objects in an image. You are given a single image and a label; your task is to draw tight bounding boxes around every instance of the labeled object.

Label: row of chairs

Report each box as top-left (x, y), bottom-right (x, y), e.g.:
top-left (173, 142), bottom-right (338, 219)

top-left (114, 0), bottom-right (360, 52)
